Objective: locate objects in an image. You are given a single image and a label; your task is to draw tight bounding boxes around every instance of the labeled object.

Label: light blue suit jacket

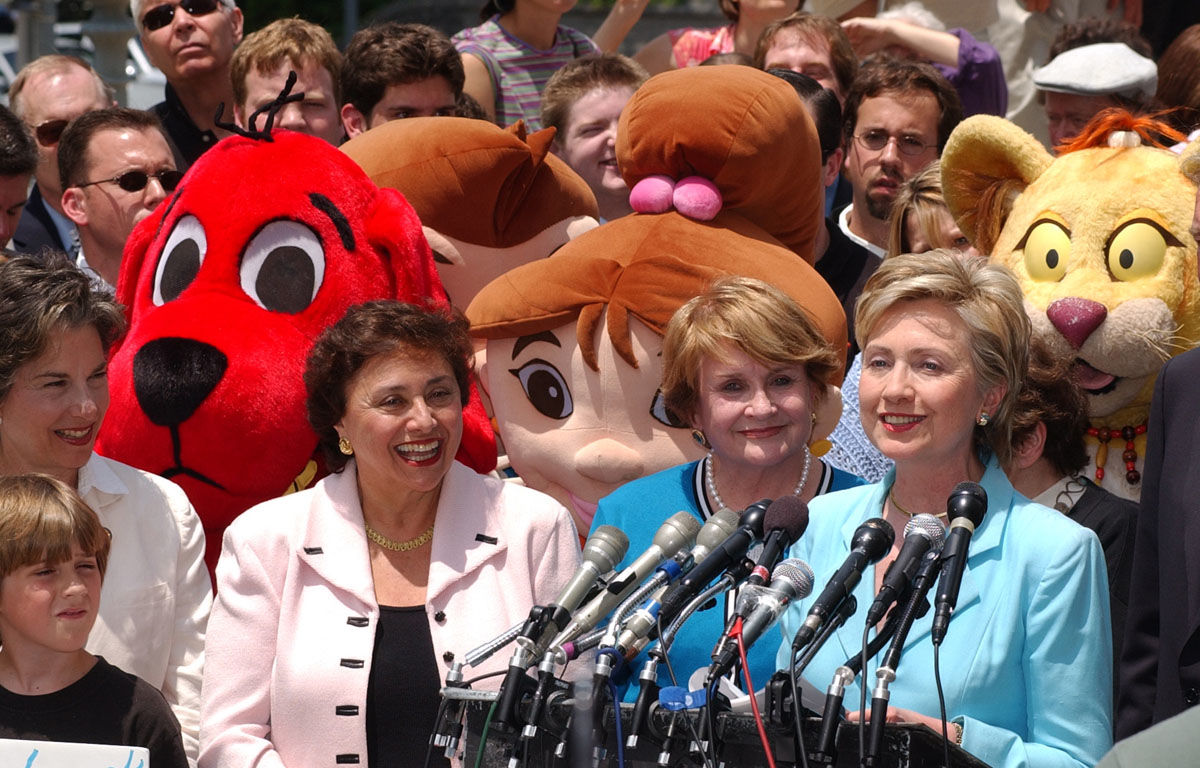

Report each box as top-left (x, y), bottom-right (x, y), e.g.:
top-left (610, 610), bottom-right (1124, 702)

top-left (777, 457), bottom-right (1113, 768)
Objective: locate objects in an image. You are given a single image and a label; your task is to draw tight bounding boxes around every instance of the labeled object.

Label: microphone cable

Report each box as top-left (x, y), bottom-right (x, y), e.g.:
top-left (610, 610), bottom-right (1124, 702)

top-left (428, 667), bottom-right (509, 768)
top-left (935, 644), bottom-right (952, 768)
top-left (734, 623), bottom-right (777, 768)
top-left (788, 647), bottom-right (813, 768)
top-left (654, 611), bottom-right (714, 768)
top-left (595, 647), bottom-right (627, 768)
top-left (858, 623), bottom-right (871, 768)
top-left (472, 697), bottom-right (499, 768)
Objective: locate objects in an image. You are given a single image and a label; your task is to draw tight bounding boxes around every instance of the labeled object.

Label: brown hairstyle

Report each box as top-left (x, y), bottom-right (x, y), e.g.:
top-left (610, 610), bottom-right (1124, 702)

top-left (541, 53), bottom-right (649, 136)
top-left (0, 473), bottom-right (111, 581)
top-left (8, 55), bottom-right (110, 121)
top-left (0, 255), bottom-right (125, 403)
top-left (754, 12), bottom-right (859, 98)
top-left (855, 249), bottom-right (1030, 465)
top-left (231, 17), bottom-right (343, 109)
top-left (1047, 16), bottom-right (1153, 61)
top-left (1008, 337), bottom-right (1089, 477)
top-left (843, 54), bottom-right (963, 152)
top-left (341, 22), bottom-right (464, 118)
top-left (661, 275), bottom-right (840, 425)
top-left (0, 104), bottom-right (35, 178)
top-left (304, 301), bottom-right (474, 472)
top-left (57, 106), bottom-right (165, 190)
top-left (769, 69), bottom-right (843, 162)
top-left (1156, 24), bottom-right (1200, 133)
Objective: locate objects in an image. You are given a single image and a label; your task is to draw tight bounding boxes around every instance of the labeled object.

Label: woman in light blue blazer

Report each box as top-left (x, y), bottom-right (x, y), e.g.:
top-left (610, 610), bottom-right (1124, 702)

top-left (777, 251), bottom-right (1112, 768)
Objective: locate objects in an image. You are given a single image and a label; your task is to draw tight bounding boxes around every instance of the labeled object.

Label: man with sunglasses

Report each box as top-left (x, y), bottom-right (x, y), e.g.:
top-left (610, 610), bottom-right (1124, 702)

top-left (59, 108), bottom-right (179, 291)
top-left (8, 55), bottom-right (112, 258)
top-left (133, 0), bottom-right (243, 170)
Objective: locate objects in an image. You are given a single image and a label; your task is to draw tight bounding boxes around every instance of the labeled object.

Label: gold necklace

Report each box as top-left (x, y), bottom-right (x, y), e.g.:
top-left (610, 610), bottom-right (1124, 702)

top-left (365, 523), bottom-right (434, 552)
top-left (888, 488), bottom-right (947, 519)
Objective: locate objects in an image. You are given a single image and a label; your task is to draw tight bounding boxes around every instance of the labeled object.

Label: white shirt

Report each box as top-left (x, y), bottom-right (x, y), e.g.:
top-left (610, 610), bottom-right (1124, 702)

top-left (837, 203), bottom-right (887, 259)
top-left (79, 453), bottom-right (212, 767)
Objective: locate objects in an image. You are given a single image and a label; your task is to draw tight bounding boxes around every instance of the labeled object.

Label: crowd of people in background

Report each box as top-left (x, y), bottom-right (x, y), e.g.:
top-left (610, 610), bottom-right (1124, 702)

top-left (0, 0), bottom-right (1199, 766)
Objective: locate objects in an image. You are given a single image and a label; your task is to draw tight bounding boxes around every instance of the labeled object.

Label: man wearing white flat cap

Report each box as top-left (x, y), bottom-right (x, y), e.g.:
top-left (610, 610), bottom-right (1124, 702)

top-left (1033, 41), bottom-right (1156, 150)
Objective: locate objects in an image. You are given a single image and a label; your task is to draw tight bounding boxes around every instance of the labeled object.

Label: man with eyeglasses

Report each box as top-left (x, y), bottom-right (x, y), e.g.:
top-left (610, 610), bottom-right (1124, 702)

top-left (833, 55), bottom-right (962, 355)
top-left (132, 0), bottom-right (243, 170)
top-left (8, 55), bottom-right (112, 258)
top-left (58, 108), bottom-right (179, 292)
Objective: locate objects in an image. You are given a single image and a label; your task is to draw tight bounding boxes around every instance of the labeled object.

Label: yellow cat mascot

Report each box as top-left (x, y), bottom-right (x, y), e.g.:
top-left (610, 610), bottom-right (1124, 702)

top-left (942, 111), bottom-right (1200, 501)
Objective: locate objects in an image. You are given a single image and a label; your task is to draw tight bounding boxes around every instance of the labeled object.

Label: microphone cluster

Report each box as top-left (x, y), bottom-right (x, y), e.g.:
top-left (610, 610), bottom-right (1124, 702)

top-left (433, 481), bottom-right (989, 765)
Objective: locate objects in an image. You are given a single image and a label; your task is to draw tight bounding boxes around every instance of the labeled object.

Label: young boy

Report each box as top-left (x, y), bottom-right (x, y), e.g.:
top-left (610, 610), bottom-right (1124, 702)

top-left (540, 53), bottom-right (648, 222)
top-left (0, 474), bottom-right (187, 768)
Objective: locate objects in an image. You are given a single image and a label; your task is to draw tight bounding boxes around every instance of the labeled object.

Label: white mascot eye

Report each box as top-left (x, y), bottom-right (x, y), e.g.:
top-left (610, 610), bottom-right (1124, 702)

top-left (239, 220), bottom-right (326, 314)
top-left (153, 214), bottom-right (207, 305)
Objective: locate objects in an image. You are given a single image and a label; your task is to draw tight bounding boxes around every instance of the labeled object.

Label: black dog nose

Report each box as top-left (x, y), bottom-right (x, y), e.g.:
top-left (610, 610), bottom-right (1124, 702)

top-left (133, 338), bottom-right (228, 427)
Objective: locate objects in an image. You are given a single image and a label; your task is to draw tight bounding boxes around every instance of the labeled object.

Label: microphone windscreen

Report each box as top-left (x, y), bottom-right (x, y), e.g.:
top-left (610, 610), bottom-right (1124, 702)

top-left (773, 558), bottom-right (816, 599)
top-left (764, 496), bottom-right (810, 541)
top-left (902, 514), bottom-right (946, 551)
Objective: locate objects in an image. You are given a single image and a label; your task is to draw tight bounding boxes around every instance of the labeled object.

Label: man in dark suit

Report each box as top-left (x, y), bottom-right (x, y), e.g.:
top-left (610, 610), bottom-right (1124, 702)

top-left (1117, 156), bottom-right (1200, 739)
top-left (8, 55), bottom-right (110, 257)
top-left (1117, 344), bottom-right (1200, 737)
top-left (0, 104), bottom-right (35, 249)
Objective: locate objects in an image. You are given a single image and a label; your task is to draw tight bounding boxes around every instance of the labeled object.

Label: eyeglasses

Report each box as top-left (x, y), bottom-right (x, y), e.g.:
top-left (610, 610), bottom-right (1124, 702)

top-left (77, 169), bottom-right (184, 193)
top-left (141, 0), bottom-right (221, 32)
top-left (34, 118), bottom-right (69, 147)
top-left (854, 130), bottom-right (936, 157)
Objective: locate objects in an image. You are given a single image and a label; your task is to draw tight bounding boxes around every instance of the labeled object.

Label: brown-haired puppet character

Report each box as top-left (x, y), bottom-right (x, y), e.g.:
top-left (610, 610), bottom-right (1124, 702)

top-left (341, 116), bottom-right (598, 310)
top-left (467, 66), bottom-right (847, 536)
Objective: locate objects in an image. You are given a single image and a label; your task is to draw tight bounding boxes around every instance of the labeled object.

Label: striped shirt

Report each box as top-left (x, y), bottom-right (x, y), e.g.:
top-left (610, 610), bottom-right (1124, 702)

top-left (453, 15), bottom-right (599, 131)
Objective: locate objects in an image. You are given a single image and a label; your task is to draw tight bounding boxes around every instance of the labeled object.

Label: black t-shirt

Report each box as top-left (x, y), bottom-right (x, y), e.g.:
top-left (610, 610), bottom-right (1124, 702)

top-left (366, 605), bottom-right (450, 768)
top-left (0, 656), bottom-right (187, 768)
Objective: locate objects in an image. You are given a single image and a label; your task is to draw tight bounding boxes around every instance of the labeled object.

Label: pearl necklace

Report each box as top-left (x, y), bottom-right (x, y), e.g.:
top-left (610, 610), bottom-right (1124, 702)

top-left (704, 449), bottom-right (811, 512)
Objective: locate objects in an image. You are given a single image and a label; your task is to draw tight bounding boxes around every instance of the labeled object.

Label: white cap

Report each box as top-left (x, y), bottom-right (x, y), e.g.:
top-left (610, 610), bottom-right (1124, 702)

top-left (1032, 42), bottom-right (1157, 100)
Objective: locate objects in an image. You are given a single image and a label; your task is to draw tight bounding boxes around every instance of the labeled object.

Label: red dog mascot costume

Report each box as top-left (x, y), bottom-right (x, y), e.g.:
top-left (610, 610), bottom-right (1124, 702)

top-left (96, 123), bottom-right (496, 573)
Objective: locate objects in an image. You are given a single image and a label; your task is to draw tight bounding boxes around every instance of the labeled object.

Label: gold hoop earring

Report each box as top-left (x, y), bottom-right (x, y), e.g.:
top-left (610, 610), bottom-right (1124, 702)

top-left (691, 429), bottom-right (709, 448)
top-left (977, 412), bottom-right (990, 427)
top-left (338, 436), bottom-right (354, 455)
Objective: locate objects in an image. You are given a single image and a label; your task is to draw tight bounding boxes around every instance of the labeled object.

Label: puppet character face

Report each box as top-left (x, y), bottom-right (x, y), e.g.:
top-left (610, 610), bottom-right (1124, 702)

top-left (480, 313), bottom-right (703, 534)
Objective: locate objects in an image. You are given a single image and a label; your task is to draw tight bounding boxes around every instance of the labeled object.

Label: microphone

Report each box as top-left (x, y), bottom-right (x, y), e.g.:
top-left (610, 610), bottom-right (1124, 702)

top-left (709, 558), bottom-right (815, 679)
top-left (744, 496), bottom-right (810, 587)
top-left (657, 499), bottom-right (770, 621)
top-left (790, 517), bottom-right (894, 652)
top-left (609, 508), bottom-right (741, 659)
top-left (864, 514), bottom-right (945, 625)
top-left (532, 525), bottom-right (628, 647)
top-left (931, 481), bottom-right (987, 646)
top-left (547, 511), bottom-right (702, 649)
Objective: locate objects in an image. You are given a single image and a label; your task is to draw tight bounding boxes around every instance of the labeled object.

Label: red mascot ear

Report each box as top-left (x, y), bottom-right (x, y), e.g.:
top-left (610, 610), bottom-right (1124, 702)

top-left (363, 187), bottom-right (498, 473)
top-left (115, 197), bottom-right (168, 313)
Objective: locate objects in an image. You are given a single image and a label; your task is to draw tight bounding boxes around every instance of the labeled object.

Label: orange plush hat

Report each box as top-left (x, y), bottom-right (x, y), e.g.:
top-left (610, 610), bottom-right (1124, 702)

top-left (342, 117), bottom-right (598, 309)
top-left (466, 66), bottom-right (846, 534)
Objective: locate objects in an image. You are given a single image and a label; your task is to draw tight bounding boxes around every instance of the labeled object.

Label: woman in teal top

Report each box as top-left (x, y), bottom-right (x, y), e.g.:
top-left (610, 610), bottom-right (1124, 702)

top-left (777, 251), bottom-right (1112, 768)
top-left (592, 275), bottom-right (862, 696)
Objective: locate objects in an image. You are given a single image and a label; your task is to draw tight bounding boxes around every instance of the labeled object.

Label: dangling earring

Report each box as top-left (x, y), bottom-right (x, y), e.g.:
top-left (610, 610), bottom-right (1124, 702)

top-left (691, 429), bottom-right (709, 448)
top-left (338, 436), bottom-right (354, 455)
top-left (976, 412), bottom-right (990, 427)
top-left (808, 412), bottom-right (831, 457)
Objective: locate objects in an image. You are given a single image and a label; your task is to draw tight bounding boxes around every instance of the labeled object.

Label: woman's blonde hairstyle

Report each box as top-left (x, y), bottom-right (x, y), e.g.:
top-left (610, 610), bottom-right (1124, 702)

top-left (885, 160), bottom-right (962, 259)
top-left (854, 250), bottom-right (1030, 464)
top-left (661, 275), bottom-right (840, 425)
top-left (0, 474), bottom-right (110, 581)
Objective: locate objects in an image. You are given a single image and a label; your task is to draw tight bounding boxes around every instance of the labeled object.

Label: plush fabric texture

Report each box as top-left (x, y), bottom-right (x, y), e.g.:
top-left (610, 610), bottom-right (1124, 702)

top-left (341, 118), bottom-right (597, 249)
top-left (617, 66), bottom-right (824, 262)
top-left (942, 113), bottom-right (1200, 500)
top-left (97, 130), bottom-right (496, 573)
top-left (464, 66), bottom-right (845, 534)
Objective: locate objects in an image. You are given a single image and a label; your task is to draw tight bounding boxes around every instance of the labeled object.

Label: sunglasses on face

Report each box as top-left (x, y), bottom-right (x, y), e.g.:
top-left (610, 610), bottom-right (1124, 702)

top-left (77, 168), bottom-right (184, 193)
top-left (34, 118), bottom-right (69, 147)
top-left (141, 0), bottom-right (221, 32)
